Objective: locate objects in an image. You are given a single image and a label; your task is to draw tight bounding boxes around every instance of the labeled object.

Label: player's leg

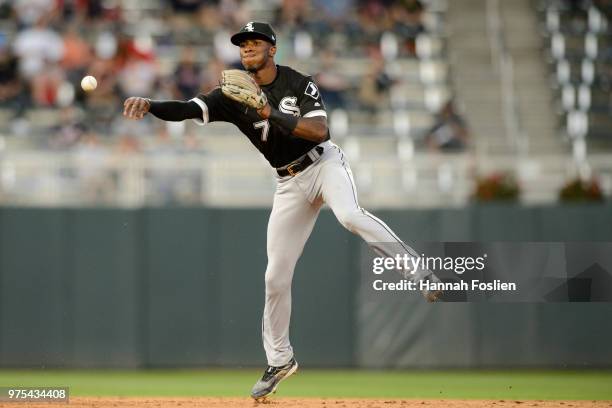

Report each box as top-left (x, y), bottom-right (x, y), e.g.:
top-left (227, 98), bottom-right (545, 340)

top-left (262, 178), bottom-right (321, 366)
top-left (252, 178), bottom-right (321, 399)
top-left (318, 144), bottom-right (441, 297)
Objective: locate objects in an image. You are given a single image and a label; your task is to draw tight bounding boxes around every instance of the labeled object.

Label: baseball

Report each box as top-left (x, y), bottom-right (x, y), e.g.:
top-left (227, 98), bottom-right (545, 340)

top-left (81, 75), bottom-right (97, 92)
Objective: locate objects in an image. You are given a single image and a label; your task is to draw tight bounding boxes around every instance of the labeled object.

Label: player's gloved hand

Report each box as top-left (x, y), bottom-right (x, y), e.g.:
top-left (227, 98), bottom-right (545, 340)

top-left (123, 97), bottom-right (151, 120)
top-left (220, 69), bottom-right (268, 110)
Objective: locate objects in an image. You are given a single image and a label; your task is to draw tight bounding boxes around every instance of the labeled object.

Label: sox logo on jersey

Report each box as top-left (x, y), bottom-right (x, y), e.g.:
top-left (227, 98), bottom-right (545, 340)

top-left (304, 82), bottom-right (319, 99)
top-left (279, 96), bottom-right (300, 117)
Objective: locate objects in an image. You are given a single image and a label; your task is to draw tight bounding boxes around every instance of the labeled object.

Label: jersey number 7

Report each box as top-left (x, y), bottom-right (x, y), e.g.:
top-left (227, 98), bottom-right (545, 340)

top-left (254, 120), bottom-right (270, 142)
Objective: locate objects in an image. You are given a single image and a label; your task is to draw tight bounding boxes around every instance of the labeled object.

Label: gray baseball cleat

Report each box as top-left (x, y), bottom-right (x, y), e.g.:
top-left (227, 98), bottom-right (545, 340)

top-left (421, 273), bottom-right (444, 302)
top-left (251, 357), bottom-right (298, 401)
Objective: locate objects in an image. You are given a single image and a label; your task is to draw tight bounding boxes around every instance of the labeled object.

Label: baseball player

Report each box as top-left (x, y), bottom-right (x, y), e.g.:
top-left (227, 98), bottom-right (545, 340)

top-left (123, 22), bottom-right (442, 401)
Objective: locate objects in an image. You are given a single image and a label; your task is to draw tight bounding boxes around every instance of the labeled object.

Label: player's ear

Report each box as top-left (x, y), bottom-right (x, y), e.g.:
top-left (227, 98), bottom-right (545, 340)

top-left (269, 45), bottom-right (277, 57)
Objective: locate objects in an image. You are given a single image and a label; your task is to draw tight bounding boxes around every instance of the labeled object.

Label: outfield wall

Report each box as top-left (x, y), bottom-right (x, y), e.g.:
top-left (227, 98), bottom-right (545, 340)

top-left (0, 205), bottom-right (611, 368)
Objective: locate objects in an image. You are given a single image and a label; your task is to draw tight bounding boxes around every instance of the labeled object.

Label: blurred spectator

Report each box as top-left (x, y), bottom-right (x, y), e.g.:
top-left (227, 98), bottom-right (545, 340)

top-left (309, 0), bottom-right (357, 41)
top-left (117, 37), bottom-right (159, 98)
top-left (219, 0), bottom-right (251, 26)
top-left (594, 0), bottom-right (612, 19)
top-left (200, 56), bottom-right (226, 92)
top-left (355, 0), bottom-right (391, 49)
top-left (0, 35), bottom-right (29, 113)
top-left (60, 24), bottom-right (91, 84)
top-left (173, 46), bottom-right (202, 99)
top-left (390, 0), bottom-right (425, 56)
top-left (274, 0), bottom-right (310, 31)
top-left (59, 0), bottom-right (121, 22)
top-left (170, 0), bottom-right (215, 13)
top-left (85, 56), bottom-right (118, 107)
top-left (424, 99), bottom-right (469, 151)
top-left (14, 0), bottom-right (58, 27)
top-left (196, 3), bottom-right (223, 32)
top-left (13, 18), bottom-right (64, 78)
top-left (214, 29), bottom-right (241, 66)
top-left (30, 61), bottom-right (64, 106)
top-left (554, 0), bottom-right (589, 34)
top-left (314, 49), bottom-right (350, 110)
top-left (84, 52), bottom-right (120, 132)
top-left (563, 0), bottom-right (589, 12)
top-left (0, 0), bottom-right (13, 19)
top-left (312, 0), bottom-right (354, 23)
top-left (358, 51), bottom-right (394, 112)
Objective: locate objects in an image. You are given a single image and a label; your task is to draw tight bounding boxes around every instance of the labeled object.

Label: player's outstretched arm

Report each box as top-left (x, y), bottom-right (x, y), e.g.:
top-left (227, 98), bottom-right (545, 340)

top-left (123, 97), bottom-right (202, 121)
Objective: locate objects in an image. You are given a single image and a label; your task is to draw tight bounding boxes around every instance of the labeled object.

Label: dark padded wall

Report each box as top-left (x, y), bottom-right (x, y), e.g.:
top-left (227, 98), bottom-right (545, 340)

top-left (0, 205), bottom-right (611, 368)
top-left (0, 209), bottom-right (69, 366)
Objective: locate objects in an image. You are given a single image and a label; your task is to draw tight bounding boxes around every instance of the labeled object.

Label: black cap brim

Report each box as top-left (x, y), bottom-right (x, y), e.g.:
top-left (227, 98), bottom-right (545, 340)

top-left (230, 32), bottom-right (276, 46)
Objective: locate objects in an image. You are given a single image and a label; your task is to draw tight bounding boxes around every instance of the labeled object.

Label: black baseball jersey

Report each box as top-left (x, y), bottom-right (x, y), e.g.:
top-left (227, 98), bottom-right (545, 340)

top-left (191, 65), bottom-right (330, 168)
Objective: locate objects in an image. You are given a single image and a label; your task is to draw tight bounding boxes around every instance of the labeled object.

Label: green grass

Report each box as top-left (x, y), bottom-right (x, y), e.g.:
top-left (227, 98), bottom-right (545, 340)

top-left (0, 369), bottom-right (611, 400)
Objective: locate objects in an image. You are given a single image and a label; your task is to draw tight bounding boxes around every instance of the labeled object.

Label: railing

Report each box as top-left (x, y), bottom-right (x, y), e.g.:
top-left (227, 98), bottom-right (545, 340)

top-left (1, 151), bottom-right (611, 208)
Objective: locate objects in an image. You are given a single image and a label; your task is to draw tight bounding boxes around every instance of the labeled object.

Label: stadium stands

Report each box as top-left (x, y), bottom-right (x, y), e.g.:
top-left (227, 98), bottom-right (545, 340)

top-left (538, 0), bottom-right (612, 148)
top-left (0, 0), bottom-right (610, 206)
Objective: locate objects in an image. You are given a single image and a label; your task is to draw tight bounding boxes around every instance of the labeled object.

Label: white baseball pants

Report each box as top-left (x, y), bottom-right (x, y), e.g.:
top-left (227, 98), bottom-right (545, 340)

top-left (262, 140), bottom-right (425, 366)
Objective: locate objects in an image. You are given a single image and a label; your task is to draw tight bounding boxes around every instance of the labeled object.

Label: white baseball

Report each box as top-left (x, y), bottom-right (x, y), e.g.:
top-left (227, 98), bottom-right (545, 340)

top-left (81, 75), bottom-right (97, 92)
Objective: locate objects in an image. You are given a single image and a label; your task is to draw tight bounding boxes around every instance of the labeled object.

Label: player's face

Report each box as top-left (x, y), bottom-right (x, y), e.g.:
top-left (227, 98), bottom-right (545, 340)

top-left (239, 39), bottom-right (275, 72)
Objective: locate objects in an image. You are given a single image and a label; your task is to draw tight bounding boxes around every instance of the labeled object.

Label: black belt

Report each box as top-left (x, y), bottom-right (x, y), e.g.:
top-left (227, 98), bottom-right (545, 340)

top-left (277, 146), bottom-right (324, 177)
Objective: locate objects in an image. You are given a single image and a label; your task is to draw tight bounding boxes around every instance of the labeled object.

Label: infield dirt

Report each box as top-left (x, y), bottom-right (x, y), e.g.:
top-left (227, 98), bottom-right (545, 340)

top-left (8, 397), bottom-right (612, 408)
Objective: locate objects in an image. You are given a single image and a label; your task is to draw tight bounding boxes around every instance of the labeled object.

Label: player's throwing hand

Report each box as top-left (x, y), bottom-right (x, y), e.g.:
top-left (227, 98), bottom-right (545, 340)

top-left (123, 97), bottom-right (151, 120)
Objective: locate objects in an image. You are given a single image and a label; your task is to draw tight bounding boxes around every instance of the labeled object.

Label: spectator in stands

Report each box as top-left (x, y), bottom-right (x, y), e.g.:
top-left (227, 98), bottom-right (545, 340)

top-left (60, 0), bottom-right (121, 22)
top-left (274, 0), bottom-right (310, 31)
top-left (390, 0), bottom-right (425, 56)
top-left (356, 0), bottom-right (390, 48)
top-left (196, 2), bottom-right (223, 32)
top-left (13, 17), bottom-right (64, 79)
top-left (594, 0), bottom-right (612, 19)
top-left (0, 1), bottom-right (13, 19)
top-left (173, 46), bottom-right (202, 100)
top-left (563, 0), bottom-right (589, 13)
top-left (309, 0), bottom-right (356, 41)
top-left (424, 99), bottom-right (469, 151)
top-left (83, 45), bottom-right (120, 132)
top-left (116, 37), bottom-right (159, 99)
top-left (84, 55), bottom-right (118, 108)
top-left (312, 0), bottom-right (354, 23)
top-left (200, 55), bottom-right (226, 92)
top-left (30, 59), bottom-right (64, 106)
top-left (0, 34), bottom-right (29, 114)
top-left (170, 0), bottom-right (216, 13)
top-left (358, 51), bottom-right (394, 112)
top-left (60, 24), bottom-right (91, 83)
top-left (81, 30), bottom-right (120, 110)
top-left (314, 48), bottom-right (350, 110)
top-left (14, 0), bottom-right (58, 28)
top-left (558, 0), bottom-right (589, 34)
top-left (219, 0), bottom-right (251, 27)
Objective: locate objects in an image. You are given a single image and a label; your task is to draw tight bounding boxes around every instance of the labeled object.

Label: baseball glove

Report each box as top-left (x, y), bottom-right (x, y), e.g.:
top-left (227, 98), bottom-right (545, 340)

top-left (220, 69), bottom-right (268, 110)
